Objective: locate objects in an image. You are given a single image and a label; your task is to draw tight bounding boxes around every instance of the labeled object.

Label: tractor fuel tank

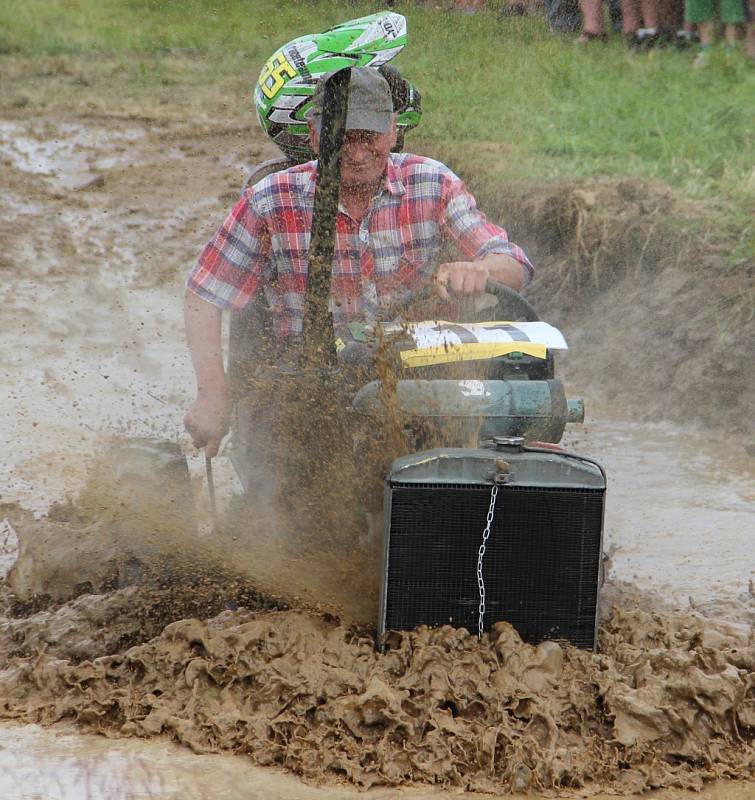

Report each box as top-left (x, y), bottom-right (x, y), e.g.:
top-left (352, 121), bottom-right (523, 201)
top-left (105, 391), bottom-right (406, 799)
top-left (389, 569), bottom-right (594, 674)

top-left (378, 443), bottom-right (606, 649)
top-left (353, 379), bottom-right (584, 444)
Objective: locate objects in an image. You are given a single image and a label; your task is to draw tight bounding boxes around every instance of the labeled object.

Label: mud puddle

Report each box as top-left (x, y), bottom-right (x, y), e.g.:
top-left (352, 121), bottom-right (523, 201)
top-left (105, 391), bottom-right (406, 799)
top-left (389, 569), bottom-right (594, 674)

top-left (1, 724), bottom-right (753, 800)
top-left (564, 420), bottom-right (755, 621)
top-left (0, 114), bottom-right (257, 514)
top-left (0, 120), bottom-right (157, 190)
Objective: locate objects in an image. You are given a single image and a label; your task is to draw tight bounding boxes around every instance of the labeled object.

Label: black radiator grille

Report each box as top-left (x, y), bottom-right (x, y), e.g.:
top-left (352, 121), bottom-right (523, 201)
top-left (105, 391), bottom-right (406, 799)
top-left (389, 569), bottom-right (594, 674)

top-left (383, 483), bottom-right (604, 649)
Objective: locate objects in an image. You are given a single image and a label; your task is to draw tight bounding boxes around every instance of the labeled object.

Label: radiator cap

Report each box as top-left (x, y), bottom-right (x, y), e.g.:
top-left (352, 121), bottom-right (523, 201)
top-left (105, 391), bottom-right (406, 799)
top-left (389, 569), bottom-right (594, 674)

top-left (493, 436), bottom-right (525, 449)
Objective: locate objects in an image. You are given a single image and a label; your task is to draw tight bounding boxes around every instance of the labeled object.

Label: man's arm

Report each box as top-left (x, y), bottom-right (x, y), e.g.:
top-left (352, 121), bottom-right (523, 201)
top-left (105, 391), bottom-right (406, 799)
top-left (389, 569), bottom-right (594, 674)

top-left (183, 185), bottom-right (272, 455)
top-left (434, 164), bottom-right (533, 295)
top-left (184, 290), bottom-right (229, 458)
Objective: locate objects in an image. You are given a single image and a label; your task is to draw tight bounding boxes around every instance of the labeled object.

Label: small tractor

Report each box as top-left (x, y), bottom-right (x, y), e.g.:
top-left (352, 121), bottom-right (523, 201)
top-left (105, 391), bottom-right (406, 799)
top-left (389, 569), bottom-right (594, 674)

top-left (225, 68), bottom-right (606, 650)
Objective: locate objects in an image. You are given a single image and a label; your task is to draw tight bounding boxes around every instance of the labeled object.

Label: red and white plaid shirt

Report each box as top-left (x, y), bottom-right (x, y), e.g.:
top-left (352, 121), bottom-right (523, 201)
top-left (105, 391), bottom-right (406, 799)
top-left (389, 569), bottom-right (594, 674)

top-left (188, 153), bottom-right (533, 337)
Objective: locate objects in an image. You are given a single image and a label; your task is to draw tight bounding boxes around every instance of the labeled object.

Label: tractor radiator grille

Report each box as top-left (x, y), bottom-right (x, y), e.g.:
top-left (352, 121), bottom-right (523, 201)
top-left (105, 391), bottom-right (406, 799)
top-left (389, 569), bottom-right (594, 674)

top-left (382, 483), bottom-right (604, 649)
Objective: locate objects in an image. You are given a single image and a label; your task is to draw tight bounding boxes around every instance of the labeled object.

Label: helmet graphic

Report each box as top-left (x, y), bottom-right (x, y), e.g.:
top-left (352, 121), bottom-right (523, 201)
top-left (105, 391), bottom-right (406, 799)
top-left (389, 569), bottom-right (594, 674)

top-left (254, 11), bottom-right (422, 161)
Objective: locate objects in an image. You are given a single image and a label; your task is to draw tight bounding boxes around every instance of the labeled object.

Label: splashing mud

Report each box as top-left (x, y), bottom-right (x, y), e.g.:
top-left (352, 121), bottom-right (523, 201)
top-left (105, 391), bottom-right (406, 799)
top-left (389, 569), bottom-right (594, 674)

top-left (1, 429), bottom-right (752, 795)
top-left (0, 585), bottom-right (753, 795)
top-left (1, 468), bottom-right (753, 796)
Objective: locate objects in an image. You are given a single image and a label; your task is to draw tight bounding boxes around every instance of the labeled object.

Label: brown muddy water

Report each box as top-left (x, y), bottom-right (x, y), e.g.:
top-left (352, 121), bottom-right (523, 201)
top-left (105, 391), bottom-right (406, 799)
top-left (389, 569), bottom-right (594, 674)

top-left (0, 724), bottom-right (753, 800)
top-left (1, 116), bottom-right (753, 798)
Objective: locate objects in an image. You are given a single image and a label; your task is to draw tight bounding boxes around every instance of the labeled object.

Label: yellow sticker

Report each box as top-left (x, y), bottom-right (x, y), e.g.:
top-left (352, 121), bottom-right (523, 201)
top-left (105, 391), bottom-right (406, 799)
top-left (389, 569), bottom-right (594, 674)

top-left (335, 337), bottom-right (346, 353)
top-left (258, 51), bottom-right (298, 100)
top-left (399, 342), bottom-right (547, 369)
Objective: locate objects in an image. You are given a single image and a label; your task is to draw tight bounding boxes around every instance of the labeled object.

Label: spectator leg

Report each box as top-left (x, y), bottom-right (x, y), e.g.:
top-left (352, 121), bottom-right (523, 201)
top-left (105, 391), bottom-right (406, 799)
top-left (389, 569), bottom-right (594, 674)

top-left (697, 19), bottom-right (715, 45)
top-left (640, 0), bottom-right (660, 27)
top-left (723, 23), bottom-right (739, 45)
top-left (579, 0), bottom-right (606, 34)
top-left (621, 0), bottom-right (642, 33)
top-left (685, 0), bottom-right (716, 43)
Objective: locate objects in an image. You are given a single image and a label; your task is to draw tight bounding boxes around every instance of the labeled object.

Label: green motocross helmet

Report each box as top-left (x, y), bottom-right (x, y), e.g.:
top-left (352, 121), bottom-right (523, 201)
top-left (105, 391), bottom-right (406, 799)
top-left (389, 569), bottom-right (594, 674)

top-left (254, 11), bottom-right (422, 162)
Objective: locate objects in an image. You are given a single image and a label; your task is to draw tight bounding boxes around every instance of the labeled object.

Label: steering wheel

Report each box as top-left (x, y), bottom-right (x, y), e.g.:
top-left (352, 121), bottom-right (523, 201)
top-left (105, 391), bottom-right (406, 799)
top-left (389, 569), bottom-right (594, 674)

top-left (465, 280), bottom-right (538, 322)
top-left (386, 279), bottom-right (538, 323)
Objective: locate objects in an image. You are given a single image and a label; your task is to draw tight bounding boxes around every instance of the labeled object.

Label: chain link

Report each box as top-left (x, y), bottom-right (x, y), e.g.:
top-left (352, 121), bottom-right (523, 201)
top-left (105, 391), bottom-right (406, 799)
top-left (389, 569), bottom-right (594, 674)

top-left (477, 483), bottom-right (499, 639)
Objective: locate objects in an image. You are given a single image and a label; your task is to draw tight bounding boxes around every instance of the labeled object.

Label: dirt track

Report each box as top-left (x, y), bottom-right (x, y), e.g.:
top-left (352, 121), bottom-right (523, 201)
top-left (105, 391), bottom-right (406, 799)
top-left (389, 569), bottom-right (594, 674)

top-left (1, 58), bottom-right (753, 799)
top-left (0, 110), bottom-right (270, 507)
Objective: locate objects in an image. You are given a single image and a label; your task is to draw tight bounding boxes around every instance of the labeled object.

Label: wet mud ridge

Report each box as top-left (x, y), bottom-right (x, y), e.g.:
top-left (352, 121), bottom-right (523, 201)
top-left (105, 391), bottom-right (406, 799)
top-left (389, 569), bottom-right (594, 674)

top-left (0, 583), bottom-right (753, 796)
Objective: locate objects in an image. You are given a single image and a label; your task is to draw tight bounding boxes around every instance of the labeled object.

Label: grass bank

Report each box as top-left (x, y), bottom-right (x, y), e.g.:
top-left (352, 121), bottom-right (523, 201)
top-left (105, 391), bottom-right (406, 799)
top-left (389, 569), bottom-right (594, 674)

top-left (1, 0), bottom-right (753, 221)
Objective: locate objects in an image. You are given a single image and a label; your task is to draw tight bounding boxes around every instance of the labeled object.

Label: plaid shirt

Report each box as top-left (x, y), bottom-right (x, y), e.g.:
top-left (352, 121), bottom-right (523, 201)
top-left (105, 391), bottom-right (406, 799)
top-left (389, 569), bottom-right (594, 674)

top-left (188, 153), bottom-right (533, 337)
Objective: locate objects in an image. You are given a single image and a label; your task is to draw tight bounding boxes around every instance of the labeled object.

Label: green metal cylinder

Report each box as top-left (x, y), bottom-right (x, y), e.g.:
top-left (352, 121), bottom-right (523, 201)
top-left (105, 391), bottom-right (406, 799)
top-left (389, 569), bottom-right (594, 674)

top-left (352, 379), bottom-right (582, 444)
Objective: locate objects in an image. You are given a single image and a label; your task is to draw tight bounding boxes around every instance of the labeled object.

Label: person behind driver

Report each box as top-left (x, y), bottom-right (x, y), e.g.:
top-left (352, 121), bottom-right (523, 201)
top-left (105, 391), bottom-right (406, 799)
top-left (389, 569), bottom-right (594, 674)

top-left (184, 67), bottom-right (533, 456)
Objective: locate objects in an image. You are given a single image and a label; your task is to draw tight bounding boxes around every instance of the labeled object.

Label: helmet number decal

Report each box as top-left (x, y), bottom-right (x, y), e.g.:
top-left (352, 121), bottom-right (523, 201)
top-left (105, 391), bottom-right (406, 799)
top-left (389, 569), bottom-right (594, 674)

top-left (258, 51), bottom-right (298, 100)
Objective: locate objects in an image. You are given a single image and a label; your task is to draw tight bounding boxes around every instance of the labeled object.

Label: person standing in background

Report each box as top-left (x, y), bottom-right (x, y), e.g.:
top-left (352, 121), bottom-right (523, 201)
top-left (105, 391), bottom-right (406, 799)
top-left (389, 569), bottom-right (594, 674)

top-left (685, 0), bottom-right (746, 64)
top-left (621, 0), bottom-right (688, 46)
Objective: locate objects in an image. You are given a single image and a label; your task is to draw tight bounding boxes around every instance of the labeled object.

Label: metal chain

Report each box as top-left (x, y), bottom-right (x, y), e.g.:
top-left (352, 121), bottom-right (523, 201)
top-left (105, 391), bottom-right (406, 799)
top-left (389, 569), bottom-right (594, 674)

top-left (477, 483), bottom-right (499, 639)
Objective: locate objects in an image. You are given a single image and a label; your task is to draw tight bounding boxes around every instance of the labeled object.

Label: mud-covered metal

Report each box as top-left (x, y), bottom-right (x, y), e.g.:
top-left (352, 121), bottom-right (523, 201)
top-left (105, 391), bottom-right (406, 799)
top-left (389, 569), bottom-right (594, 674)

top-left (353, 378), bottom-right (583, 443)
top-left (384, 446), bottom-right (606, 490)
top-left (378, 446), bottom-right (606, 648)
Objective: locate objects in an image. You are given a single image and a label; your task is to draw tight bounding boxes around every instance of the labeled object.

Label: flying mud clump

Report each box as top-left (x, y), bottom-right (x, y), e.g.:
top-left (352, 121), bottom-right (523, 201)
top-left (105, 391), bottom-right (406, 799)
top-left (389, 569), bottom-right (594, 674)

top-left (0, 589), bottom-right (752, 796)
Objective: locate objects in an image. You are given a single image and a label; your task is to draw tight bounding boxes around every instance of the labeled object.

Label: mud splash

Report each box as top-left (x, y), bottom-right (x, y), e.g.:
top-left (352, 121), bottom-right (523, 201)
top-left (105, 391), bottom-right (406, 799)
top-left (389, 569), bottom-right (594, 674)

top-left (0, 588), bottom-right (752, 795)
top-left (2, 462), bottom-right (752, 796)
top-left (2, 487), bottom-right (379, 626)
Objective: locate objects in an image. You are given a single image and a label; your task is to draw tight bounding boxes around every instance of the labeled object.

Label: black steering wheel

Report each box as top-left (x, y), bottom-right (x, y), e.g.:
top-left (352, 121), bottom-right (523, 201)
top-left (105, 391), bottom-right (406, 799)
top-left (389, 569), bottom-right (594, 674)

top-left (386, 279), bottom-right (538, 323)
top-left (467, 279), bottom-right (539, 322)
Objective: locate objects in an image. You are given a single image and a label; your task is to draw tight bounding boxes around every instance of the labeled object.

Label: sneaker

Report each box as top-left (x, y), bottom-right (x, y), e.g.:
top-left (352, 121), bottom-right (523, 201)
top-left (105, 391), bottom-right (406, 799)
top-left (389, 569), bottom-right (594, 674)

top-left (693, 46), bottom-right (711, 68)
top-left (629, 27), bottom-right (659, 49)
top-left (675, 30), bottom-right (700, 50)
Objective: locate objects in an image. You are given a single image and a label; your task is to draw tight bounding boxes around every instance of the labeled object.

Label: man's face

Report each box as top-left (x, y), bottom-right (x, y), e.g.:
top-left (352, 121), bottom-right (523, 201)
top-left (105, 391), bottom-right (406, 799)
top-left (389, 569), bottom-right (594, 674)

top-left (309, 120), bottom-right (397, 190)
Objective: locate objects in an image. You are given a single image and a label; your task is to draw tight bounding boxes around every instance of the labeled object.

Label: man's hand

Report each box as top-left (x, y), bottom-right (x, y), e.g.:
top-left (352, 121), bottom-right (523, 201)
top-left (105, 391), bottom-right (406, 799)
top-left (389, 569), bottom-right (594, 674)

top-left (184, 389), bottom-right (229, 458)
top-left (436, 253), bottom-right (527, 300)
top-left (435, 261), bottom-right (489, 299)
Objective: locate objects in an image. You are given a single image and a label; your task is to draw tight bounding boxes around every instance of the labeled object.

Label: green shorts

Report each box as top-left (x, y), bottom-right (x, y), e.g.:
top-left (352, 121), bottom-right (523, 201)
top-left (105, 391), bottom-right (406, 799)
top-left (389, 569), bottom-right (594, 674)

top-left (685, 0), bottom-right (747, 23)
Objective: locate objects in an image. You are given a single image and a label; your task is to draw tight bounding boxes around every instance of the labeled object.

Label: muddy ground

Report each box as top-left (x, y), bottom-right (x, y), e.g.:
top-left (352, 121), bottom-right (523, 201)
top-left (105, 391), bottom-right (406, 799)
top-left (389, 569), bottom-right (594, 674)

top-left (0, 55), bottom-right (753, 798)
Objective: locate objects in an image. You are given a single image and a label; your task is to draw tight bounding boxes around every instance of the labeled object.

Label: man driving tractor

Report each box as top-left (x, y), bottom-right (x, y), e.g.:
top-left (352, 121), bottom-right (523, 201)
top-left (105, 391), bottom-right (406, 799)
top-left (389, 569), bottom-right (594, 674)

top-left (184, 14), bottom-right (533, 458)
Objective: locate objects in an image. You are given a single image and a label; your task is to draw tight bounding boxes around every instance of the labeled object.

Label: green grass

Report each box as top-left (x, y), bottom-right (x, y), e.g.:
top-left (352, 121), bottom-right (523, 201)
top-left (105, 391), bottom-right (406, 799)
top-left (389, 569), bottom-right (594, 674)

top-left (0, 0), bottom-right (753, 231)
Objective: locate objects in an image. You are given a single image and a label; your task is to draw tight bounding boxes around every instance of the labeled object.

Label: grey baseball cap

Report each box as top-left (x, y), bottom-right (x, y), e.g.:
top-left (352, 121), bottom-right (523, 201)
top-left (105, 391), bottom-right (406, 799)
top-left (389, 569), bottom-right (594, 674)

top-left (308, 67), bottom-right (393, 134)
